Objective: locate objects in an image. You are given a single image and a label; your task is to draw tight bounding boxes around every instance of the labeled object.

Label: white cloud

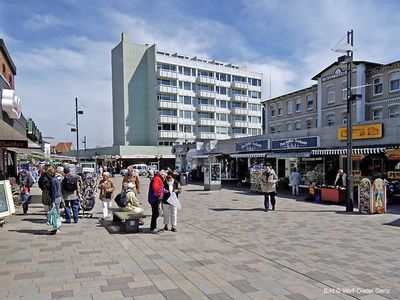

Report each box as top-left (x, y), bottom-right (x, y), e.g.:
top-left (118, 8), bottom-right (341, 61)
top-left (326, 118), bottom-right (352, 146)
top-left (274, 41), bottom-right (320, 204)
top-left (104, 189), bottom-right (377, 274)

top-left (23, 14), bottom-right (67, 30)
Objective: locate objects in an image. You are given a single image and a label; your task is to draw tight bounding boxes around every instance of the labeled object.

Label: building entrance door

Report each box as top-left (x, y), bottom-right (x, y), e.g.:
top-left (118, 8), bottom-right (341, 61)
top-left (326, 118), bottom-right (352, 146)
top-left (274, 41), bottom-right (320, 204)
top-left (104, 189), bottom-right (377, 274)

top-left (278, 159), bottom-right (286, 178)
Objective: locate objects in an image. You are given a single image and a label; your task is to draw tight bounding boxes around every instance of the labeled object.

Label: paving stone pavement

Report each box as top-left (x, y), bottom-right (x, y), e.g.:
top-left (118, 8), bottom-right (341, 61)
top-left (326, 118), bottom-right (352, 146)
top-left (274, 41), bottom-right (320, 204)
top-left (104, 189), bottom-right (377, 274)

top-left (1, 175), bottom-right (399, 300)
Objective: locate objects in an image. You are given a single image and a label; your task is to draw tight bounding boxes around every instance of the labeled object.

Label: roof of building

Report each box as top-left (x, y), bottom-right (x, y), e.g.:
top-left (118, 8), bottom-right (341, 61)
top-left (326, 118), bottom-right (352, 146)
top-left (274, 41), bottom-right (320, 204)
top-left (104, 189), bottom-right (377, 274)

top-left (365, 59), bottom-right (400, 73)
top-left (0, 39), bottom-right (16, 75)
top-left (261, 84), bottom-right (318, 103)
top-left (55, 142), bottom-right (73, 154)
top-left (311, 60), bottom-right (381, 80)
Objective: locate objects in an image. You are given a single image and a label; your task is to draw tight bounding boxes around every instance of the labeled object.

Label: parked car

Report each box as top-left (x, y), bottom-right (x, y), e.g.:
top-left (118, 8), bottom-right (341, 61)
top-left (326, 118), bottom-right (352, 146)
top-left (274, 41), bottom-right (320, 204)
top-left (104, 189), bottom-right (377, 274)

top-left (120, 169), bottom-right (128, 176)
top-left (132, 164), bottom-right (148, 176)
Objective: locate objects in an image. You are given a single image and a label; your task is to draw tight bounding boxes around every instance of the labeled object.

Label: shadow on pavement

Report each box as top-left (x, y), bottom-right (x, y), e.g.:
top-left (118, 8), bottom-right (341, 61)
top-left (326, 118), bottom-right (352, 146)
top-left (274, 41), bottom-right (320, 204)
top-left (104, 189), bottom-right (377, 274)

top-left (21, 218), bottom-right (47, 224)
top-left (210, 208), bottom-right (264, 212)
top-left (8, 229), bottom-right (53, 235)
top-left (97, 220), bottom-right (151, 235)
top-left (383, 218), bottom-right (400, 227)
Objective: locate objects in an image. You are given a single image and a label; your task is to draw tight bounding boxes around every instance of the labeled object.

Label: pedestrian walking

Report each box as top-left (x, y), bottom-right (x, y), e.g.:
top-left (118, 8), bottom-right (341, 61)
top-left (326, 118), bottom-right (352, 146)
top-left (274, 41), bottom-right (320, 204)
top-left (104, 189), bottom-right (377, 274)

top-left (162, 171), bottom-right (181, 232)
top-left (50, 167), bottom-right (62, 234)
top-left (38, 166), bottom-right (53, 212)
top-left (61, 167), bottom-right (80, 224)
top-left (148, 170), bottom-right (166, 234)
top-left (290, 168), bottom-right (301, 196)
top-left (261, 163), bottom-right (278, 212)
top-left (98, 172), bottom-right (115, 219)
top-left (334, 169), bottom-right (347, 188)
top-left (122, 166), bottom-right (140, 194)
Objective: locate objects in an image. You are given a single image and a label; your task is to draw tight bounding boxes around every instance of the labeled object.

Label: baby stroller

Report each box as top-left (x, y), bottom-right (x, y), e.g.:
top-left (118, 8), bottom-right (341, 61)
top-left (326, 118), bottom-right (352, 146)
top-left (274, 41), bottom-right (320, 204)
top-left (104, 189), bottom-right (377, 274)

top-left (78, 173), bottom-right (98, 218)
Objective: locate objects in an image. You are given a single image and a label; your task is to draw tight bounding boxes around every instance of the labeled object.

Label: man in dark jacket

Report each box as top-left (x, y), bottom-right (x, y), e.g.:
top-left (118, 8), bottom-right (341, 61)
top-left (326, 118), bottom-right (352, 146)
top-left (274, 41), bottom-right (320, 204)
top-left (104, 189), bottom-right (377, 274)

top-left (148, 170), bottom-right (166, 234)
top-left (61, 167), bottom-right (80, 224)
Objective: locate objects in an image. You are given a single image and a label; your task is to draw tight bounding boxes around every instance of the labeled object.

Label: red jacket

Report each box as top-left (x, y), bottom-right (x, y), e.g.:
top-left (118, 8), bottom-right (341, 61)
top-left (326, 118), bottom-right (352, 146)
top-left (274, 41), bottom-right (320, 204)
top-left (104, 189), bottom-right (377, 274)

top-left (148, 174), bottom-right (164, 204)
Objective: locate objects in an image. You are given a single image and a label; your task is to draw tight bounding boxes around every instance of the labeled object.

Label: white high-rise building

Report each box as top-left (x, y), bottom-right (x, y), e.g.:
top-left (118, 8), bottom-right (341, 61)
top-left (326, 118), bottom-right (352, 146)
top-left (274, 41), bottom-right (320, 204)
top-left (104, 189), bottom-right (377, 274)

top-left (112, 32), bottom-right (263, 147)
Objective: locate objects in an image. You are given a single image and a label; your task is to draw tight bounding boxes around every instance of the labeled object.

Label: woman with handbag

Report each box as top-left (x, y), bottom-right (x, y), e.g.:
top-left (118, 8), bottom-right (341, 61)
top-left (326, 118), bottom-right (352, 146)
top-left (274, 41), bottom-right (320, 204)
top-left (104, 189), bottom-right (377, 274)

top-left (162, 171), bottom-right (181, 232)
top-left (99, 172), bottom-right (115, 219)
top-left (261, 163), bottom-right (278, 212)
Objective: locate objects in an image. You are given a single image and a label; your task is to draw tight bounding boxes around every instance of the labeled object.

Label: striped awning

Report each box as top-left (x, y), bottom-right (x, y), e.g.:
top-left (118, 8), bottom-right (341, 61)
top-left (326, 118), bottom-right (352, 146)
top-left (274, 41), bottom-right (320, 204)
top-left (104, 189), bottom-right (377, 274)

top-left (312, 147), bottom-right (386, 155)
top-left (230, 152), bottom-right (267, 158)
top-left (266, 152), bottom-right (311, 158)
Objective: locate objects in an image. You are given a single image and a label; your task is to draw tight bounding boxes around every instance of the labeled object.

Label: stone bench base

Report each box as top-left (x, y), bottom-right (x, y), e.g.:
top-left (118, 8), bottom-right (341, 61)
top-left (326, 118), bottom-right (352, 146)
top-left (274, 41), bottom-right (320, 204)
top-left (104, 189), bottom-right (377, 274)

top-left (110, 209), bottom-right (145, 233)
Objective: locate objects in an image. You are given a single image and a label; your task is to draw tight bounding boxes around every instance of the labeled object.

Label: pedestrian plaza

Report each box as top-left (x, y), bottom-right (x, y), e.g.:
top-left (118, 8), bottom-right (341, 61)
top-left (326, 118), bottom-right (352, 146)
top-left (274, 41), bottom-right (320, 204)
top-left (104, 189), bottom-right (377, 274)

top-left (1, 176), bottom-right (399, 300)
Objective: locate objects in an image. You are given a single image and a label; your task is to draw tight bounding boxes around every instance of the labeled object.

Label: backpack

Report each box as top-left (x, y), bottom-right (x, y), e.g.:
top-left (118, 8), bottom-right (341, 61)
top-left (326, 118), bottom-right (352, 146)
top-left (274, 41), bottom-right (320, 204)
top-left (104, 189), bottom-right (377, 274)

top-left (62, 175), bottom-right (78, 192)
top-left (114, 192), bottom-right (127, 207)
top-left (38, 174), bottom-right (52, 191)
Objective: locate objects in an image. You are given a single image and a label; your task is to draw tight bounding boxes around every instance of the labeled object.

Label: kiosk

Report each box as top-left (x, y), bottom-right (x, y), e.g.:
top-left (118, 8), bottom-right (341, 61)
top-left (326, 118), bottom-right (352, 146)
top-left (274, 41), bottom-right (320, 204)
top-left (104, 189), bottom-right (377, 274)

top-left (204, 163), bottom-right (221, 191)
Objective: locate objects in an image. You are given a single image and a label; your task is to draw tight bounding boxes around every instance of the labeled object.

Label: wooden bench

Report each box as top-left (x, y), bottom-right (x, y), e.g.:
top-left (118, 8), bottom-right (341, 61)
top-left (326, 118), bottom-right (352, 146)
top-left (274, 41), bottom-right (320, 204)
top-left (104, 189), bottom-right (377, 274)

top-left (110, 208), bottom-right (145, 233)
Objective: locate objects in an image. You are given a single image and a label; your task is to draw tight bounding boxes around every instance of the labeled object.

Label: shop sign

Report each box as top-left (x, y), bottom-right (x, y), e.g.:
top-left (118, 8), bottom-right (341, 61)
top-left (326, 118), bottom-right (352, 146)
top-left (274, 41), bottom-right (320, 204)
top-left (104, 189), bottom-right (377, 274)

top-left (271, 136), bottom-right (319, 150)
top-left (388, 171), bottom-right (400, 180)
top-left (385, 149), bottom-right (400, 160)
top-left (0, 140), bottom-right (28, 148)
top-left (338, 123), bottom-right (383, 140)
top-left (321, 68), bottom-right (347, 82)
top-left (235, 139), bottom-right (269, 152)
top-left (352, 154), bottom-right (365, 161)
top-left (1, 89), bottom-right (22, 119)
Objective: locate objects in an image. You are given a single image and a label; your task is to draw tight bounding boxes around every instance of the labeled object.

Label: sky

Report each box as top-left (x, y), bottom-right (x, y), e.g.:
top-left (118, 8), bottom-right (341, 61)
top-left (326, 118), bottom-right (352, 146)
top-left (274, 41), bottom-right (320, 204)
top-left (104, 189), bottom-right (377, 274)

top-left (1, 0), bottom-right (400, 149)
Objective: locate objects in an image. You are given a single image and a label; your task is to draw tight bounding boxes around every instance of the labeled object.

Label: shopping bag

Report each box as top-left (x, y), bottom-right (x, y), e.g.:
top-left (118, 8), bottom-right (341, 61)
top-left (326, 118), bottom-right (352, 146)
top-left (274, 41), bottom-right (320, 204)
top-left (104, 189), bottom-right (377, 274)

top-left (47, 209), bottom-right (61, 230)
top-left (167, 192), bottom-right (182, 209)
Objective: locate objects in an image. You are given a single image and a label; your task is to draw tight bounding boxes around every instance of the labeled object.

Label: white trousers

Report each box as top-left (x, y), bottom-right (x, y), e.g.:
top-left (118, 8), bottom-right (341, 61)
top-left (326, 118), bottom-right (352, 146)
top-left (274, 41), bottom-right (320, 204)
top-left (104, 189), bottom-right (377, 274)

top-left (292, 185), bottom-right (299, 196)
top-left (163, 204), bottom-right (177, 226)
top-left (102, 198), bottom-right (112, 218)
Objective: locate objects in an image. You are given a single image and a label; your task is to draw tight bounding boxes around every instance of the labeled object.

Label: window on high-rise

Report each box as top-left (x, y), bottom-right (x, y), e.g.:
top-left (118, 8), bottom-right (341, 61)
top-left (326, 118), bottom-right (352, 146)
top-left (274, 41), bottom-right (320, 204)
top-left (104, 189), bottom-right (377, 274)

top-left (286, 123), bottom-right (292, 132)
top-left (306, 119), bottom-right (312, 129)
top-left (295, 121), bottom-right (301, 130)
top-left (389, 71), bottom-right (400, 92)
top-left (179, 110), bottom-right (193, 119)
top-left (278, 103), bottom-right (283, 116)
top-left (270, 105), bottom-right (276, 117)
top-left (373, 77), bottom-right (383, 95)
top-left (179, 96), bottom-right (192, 105)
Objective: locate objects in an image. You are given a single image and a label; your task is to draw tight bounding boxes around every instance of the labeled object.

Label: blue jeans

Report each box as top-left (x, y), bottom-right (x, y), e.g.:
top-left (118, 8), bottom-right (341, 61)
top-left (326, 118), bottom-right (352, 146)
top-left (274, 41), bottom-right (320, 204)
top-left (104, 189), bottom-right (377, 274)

top-left (65, 200), bottom-right (79, 223)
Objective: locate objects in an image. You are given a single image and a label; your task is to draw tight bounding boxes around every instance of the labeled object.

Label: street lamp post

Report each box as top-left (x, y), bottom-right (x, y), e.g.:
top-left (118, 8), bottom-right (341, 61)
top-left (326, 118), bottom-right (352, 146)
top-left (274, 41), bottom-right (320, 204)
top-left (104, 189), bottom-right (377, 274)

top-left (345, 30), bottom-right (354, 212)
top-left (71, 97), bottom-right (83, 164)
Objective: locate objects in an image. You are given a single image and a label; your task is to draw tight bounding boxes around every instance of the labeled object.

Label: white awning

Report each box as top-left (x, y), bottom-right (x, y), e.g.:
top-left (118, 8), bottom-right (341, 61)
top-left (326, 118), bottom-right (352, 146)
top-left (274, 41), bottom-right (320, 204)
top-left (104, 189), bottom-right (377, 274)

top-left (312, 148), bottom-right (386, 155)
top-left (230, 152), bottom-right (267, 158)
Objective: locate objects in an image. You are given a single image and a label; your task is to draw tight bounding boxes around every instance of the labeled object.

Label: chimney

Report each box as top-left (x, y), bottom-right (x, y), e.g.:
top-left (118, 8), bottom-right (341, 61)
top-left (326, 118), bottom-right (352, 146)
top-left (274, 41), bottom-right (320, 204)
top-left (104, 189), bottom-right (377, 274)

top-left (121, 32), bottom-right (131, 42)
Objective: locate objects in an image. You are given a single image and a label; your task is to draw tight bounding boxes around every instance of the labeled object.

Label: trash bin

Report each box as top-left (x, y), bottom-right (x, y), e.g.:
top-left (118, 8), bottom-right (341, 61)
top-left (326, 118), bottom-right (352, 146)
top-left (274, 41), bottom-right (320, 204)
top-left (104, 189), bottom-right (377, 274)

top-left (180, 173), bottom-right (187, 186)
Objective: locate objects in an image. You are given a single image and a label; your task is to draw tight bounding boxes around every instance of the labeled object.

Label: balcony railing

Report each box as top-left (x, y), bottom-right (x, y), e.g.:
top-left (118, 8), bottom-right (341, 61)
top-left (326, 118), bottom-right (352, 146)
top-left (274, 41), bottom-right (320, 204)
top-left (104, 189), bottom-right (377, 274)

top-left (197, 90), bottom-right (216, 98)
top-left (215, 120), bottom-right (230, 127)
top-left (215, 93), bottom-right (230, 101)
top-left (232, 107), bottom-right (248, 115)
top-left (197, 104), bottom-right (216, 112)
top-left (198, 132), bottom-right (216, 139)
top-left (231, 81), bottom-right (248, 89)
top-left (157, 69), bottom-right (178, 79)
top-left (248, 85), bottom-right (262, 92)
top-left (158, 115), bottom-right (179, 124)
top-left (158, 100), bottom-right (179, 109)
top-left (158, 131), bottom-right (179, 138)
top-left (232, 133), bottom-right (248, 138)
top-left (233, 94), bottom-right (248, 102)
top-left (232, 120), bottom-right (248, 128)
top-left (197, 76), bottom-right (216, 85)
top-left (158, 84), bottom-right (178, 94)
top-left (248, 110), bottom-right (262, 116)
top-left (197, 118), bottom-right (216, 126)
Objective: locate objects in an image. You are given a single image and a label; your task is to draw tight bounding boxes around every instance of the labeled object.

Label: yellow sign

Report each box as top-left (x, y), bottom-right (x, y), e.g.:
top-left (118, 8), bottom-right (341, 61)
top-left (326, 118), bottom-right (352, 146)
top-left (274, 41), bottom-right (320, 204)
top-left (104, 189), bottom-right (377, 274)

top-left (338, 123), bottom-right (383, 140)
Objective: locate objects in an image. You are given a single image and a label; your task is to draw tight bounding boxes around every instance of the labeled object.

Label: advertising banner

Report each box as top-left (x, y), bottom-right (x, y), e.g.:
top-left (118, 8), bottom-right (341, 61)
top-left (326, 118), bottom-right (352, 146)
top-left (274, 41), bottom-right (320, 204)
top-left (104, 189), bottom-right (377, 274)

top-left (358, 178), bottom-right (372, 214)
top-left (372, 178), bottom-right (387, 214)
